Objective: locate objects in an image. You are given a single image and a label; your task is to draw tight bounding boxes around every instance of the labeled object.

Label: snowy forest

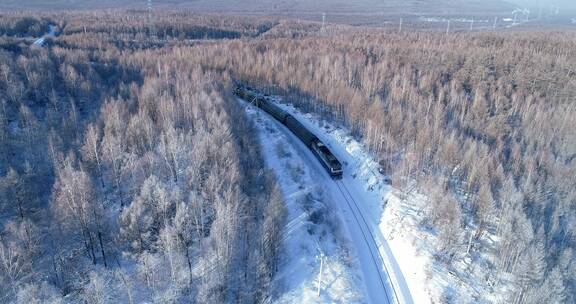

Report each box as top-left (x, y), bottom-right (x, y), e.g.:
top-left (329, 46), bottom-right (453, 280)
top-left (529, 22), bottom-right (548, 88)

top-left (221, 31), bottom-right (576, 302)
top-left (0, 11), bottom-right (286, 303)
top-left (0, 9), bottom-right (575, 303)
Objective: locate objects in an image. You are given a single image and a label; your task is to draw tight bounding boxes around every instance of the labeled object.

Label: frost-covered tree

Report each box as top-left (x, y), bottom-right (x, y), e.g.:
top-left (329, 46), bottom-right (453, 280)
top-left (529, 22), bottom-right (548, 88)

top-left (51, 160), bottom-right (108, 266)
top-left (0, 168), bottom-right (30, 220)
top-left (15, 281), bottom-right (63, 304)
top-left (0, 219), bottom-right (40, 300)
top-left (257, 184), bottom-right (286, 289)
top-left (100, 100), bottom-right (129, 204)
top-left (81, 123), bottom-right (105, 188)
top-left (173, 202), bottom-right (195, 282)
top-left (82, 271), bottom-right (118, 304)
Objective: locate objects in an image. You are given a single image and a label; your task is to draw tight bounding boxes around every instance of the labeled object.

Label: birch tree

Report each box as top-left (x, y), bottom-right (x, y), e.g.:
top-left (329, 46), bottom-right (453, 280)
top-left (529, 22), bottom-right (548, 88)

top-left (81, 123), bottom-right (105, 188)
top-left (51, 162), bottom-right (108, 266)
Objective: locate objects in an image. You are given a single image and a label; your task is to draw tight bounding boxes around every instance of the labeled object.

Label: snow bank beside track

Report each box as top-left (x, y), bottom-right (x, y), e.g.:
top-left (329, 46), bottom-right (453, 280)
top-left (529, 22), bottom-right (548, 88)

top-left (243, 101), bottom-right (367, 303)
top-left (271, 98), bottom-right (427, 304)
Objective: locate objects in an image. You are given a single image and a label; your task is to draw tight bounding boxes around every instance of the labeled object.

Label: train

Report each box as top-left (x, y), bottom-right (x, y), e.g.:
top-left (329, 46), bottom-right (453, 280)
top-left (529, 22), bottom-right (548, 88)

top-left (234, 86), bottom-right (343, 179)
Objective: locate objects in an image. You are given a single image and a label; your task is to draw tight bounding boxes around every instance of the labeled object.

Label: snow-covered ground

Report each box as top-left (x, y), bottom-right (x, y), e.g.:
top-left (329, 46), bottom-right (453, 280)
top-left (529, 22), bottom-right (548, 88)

top-left (269, 100), bottom-right (416, 304)
top-left (245, 102), bottom-right (366, 303)
top-left (262, 95), bottom-right (510, 303)
top-left (244, 89), bottom-right (510, 303)
top-left (243, 95), bottom-right (418, 304)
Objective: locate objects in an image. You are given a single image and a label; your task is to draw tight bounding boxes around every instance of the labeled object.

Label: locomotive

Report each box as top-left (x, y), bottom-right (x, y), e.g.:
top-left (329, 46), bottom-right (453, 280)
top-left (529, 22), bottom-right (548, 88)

top-left (234, 86), bottom-right (343, 179)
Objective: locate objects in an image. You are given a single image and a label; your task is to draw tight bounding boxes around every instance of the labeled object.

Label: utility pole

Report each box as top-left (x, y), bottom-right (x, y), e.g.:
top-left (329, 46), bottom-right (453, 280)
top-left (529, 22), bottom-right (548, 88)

top-left (398, 18), bottom-right (403, 33)
top-left (317, 252), bottom-right (325, 297)
top-left (147, 0), bottom-right (156, 40)
top-left (321, 12), bottom-right (326, 35)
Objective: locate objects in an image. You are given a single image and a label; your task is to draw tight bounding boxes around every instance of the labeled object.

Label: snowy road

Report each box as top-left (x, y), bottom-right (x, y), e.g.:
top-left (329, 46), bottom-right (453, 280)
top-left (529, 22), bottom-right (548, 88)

top-left (242, 96), bottom-right (413, 304)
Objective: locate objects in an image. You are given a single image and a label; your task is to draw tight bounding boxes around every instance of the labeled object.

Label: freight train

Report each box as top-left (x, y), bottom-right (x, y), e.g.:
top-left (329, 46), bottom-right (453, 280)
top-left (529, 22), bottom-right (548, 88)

top-left (234, 86), bottom-right (343, 179)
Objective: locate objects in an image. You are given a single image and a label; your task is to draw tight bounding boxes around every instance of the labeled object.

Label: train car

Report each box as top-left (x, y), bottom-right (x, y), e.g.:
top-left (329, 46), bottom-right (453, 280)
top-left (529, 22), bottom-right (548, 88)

top-left (259, 99), bottom-right (290, 123)
top-left (311, 141), bottom-right (343, 178)
top-left (285, 116), bottom-right (343, 179)
top-left (284, 115), bottom-right (319, 146)
top-left (233, 86), bottom-right (251, 100)
top-left (234, 85), bottom-right (343, 179)
top-left (234, 88), bottom-right (256, 104)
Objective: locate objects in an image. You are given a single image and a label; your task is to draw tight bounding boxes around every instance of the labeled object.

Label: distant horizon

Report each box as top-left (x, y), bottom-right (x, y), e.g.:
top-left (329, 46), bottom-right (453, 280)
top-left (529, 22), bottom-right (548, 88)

top-left (0, 0), bottom-right (515, 14)
top-left (0, 0), bottom-right (574, 29)
top-left (1, 0), bottom-right (575, 15)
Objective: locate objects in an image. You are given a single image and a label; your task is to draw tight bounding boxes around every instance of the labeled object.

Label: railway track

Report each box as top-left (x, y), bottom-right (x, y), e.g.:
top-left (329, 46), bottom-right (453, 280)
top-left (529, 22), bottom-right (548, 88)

top-left (335, 180), bottom-right (400, 304)
top-left (239, 89), bottom-right (404, 303)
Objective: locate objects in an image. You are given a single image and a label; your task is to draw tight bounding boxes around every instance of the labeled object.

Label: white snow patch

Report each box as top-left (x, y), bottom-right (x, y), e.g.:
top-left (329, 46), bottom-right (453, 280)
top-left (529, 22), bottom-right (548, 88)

top-left (32, 25), bottom-right (57, 48)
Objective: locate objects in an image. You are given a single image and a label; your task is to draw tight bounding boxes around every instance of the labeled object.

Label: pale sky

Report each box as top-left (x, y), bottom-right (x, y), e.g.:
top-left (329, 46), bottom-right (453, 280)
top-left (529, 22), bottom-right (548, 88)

top-left (507, 0), bottom-right (576, 10)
